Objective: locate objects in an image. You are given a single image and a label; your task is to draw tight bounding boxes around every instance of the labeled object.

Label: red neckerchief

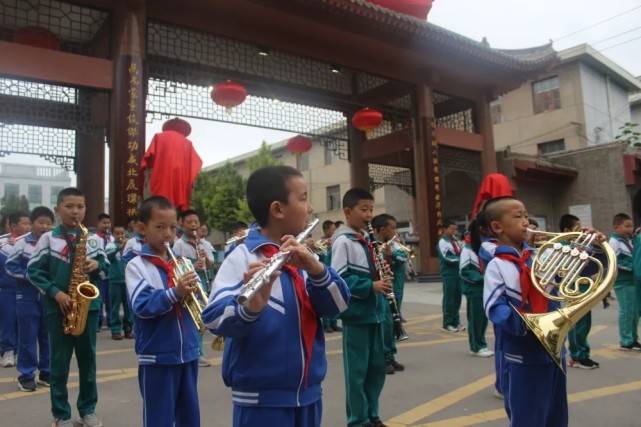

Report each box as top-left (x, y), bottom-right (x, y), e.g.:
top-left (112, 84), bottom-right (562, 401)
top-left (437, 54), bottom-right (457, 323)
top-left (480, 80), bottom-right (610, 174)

top-left (495, 249), bottom-right (547, 314)
top-left (96, 231), bottom-right (110, 247)
top-left (60, 227), bottom-right (78, 258)
top-left (260, 244), bottom-right (318, 386)
top-left (143, 254), bottom-right (183, 320)
top-left (451, 238), bottom-right (461, 256)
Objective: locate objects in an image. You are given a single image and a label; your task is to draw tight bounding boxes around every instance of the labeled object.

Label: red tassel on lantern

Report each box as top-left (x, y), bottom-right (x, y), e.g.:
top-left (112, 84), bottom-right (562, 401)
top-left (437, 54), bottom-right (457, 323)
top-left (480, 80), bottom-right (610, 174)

top-left (352, 108), bottom-right (383, 138)
top-left (211, 80), bottom-right (247, 114)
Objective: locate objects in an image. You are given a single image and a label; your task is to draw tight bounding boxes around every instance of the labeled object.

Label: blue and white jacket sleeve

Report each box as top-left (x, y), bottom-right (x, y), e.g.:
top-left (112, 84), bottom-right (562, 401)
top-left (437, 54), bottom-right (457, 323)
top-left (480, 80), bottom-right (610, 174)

top-left (483, 259), bottom-right (526, 336)
top-left (122, 239), bottom-right (139, 265)
top-left (201, 247), bottom-right (261, 338)
top-left (125, 258), bottom-right (180, 319)
top-left (305, 266), bottom-right (350, 317)
top-left (5, 240), bottom-right (27, 280)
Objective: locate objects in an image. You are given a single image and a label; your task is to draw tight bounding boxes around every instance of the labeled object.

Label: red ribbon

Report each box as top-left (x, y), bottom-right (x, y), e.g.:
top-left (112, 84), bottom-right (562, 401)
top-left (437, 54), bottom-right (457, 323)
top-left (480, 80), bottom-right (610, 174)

top-left (496, 250), bottom-right (547, 314)
top-left (260, 245), bottom-right (318, 386)
top-left (451, 239), bottom-right (461, 256)
top-left (143, 255), bottom-right (183, 320)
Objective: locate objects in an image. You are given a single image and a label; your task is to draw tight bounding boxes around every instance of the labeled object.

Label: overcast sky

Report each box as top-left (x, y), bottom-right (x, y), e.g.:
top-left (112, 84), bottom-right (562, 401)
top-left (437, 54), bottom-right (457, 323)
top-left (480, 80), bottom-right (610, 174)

top-left (6, 0), bottom-right (641, 177)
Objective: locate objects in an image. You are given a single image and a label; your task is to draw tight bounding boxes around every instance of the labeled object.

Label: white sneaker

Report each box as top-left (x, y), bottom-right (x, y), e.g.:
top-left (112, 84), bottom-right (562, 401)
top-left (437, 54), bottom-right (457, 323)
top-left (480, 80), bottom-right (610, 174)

top-left (79, 413), bottom-right (103, 427)
top-left (52, 418), bottom-right (75, 427)
top-left (441, 325), bottom-right (459, 333)
top-left (2, 351), bottom-right (15, 367)
top-left (471, 348), bottom-right (494, 358)
top-left (493, 389), bottom-right (504, 399)
top-left (456, 324), bottom-right (467, 332)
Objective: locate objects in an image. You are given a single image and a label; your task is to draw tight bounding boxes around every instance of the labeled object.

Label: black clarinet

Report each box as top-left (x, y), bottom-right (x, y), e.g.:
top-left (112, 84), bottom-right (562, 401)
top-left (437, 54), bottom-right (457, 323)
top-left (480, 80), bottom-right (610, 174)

top-left (366, 222), bottom-right (409, 342)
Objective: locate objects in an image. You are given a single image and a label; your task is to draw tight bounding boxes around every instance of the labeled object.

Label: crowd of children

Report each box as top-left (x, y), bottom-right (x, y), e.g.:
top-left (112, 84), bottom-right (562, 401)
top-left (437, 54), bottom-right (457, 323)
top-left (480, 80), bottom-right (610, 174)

top-left (4, 169), bottom-right (641, 427)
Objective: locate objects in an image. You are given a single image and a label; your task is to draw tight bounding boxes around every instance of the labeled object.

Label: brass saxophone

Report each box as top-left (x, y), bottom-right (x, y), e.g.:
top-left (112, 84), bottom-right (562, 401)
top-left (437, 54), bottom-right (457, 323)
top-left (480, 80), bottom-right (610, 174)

top-left (63, 224), bottom-right (100, 336)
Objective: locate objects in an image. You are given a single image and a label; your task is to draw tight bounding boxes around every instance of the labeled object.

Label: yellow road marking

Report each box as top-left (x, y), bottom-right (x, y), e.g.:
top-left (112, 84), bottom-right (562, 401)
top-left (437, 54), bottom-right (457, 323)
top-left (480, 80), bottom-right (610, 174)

top-left (326, 336), bottom-right (467, 356)
top-left (411, 380), bottom-right (641, 427)
top-left (386, 374), bottom-right (494, 427)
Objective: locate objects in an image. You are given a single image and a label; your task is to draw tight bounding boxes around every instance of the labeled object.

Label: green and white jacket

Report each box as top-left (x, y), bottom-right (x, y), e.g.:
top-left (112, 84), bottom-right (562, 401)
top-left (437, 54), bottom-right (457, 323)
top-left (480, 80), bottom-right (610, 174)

top-left (27, 225), bottom-right (109, 315)
top-left (330, 225), bottom-right (383, 325)
top-left (609, 232), bottom-right (634, 287)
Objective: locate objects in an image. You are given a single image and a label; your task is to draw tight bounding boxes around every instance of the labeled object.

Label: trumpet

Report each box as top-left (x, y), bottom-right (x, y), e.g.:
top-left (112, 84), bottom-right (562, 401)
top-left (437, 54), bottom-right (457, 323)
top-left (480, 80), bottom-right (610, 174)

top-left (309, 238), bottom-right (330, 255)
top-left (237, 219), bottom-right (319, 306)
top-left (382, 235), bottom-right (417, 278)
top-left (0, 232), bottom-right (29, 249)
top-left (165, 242), bottom-right (209, 333)
top-left (515, 229), bottom-right (615, 371)
top-left (225, 229), bottom-right (250, 246)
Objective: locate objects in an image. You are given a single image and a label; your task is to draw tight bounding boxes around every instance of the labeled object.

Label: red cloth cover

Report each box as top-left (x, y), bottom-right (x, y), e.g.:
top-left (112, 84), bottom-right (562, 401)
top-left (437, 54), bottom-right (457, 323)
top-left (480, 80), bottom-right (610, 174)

top-left (471, 173), bottom-right (513, 218)
top-left (367, 0), bottom-right (433, 20)
top-left (141, 129), bottom-right (203, 211)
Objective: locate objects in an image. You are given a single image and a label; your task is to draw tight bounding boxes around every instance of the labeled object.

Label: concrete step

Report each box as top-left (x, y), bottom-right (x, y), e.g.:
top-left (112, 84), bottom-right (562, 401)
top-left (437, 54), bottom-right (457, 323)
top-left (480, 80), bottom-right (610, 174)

top-left (416, 273), bottom-right (441, 283)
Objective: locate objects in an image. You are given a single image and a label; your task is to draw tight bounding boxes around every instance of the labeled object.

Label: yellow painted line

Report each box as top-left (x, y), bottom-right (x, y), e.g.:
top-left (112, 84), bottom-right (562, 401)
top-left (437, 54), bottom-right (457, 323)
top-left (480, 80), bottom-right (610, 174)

top-left (386, 374), bottom-right (494, 427)
top-left (326, 336), bottom-right (467, 357)
top-left (96, 348), bottom-right (133, 356)
top-left (324, 314), bottom-right (442, 343)
top-left (412, 380), bottom-right (641, 427)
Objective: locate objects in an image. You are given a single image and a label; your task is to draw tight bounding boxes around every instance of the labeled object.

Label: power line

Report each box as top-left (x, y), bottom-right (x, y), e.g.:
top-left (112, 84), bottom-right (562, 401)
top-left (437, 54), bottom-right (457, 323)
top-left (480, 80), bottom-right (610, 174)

top-left (591, 25), bottom-right (641, 46)
top-left (553, 4), bottom-right (641, 42)
top-left (600, 33), bottom-right (641, 51)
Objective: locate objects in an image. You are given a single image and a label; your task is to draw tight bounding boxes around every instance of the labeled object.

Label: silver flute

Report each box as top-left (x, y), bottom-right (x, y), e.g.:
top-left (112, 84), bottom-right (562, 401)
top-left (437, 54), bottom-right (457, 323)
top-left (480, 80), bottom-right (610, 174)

top-left (237, 218), bottom-right (320, 306)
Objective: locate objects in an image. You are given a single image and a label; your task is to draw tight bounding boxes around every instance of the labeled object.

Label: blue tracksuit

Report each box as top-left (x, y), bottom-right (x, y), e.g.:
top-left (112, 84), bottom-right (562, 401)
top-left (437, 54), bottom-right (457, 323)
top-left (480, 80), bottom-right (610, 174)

top-left (202, 228), bottom-right (350, 427)
top-left (122, 234), bottom-right (144, 265)
top-left (0, 236), bottom-right (19, 356)
top-left (125, 245), bottom-right (201, 427)
top-left (5, 233), bottom-right (49, 380)
top-left (483, 244), bottom-right (567, 427)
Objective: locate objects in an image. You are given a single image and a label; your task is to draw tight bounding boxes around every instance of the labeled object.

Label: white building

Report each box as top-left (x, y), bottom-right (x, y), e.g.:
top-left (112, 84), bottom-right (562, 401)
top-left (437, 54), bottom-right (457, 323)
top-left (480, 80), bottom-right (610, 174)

top-left (0, 163), bottom-right (72, 210)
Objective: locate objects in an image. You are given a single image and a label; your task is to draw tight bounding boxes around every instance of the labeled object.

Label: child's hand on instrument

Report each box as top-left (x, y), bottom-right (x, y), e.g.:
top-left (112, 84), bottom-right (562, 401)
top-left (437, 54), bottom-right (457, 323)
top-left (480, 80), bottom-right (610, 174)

top-left (175, 271), bottom-right (198, 298)
top-left (373, 279), bottom-right (392, 294)
top-left (583, 228), bottom-right (607, 243)
top-left (83, 259), bottom-right (99, 273)
top-left (281, 235), bottom-right (325, 277)
top-left (54, 291), bottom-right (72, 315)
top-left (244, 261), bottom-right (280, 314)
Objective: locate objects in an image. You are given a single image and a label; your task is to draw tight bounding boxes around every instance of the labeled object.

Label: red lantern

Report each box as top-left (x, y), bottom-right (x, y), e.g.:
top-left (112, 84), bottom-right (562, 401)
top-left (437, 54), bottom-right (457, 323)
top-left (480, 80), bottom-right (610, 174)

top-left (286, 135), bottom-right (312, 154)
top-left (367, 0), bottom-right (434, 20)
top-left (352, 108), bottom-right (383, 137)
top-left (14, 27), bottom-right (60, 50)
top-left (211, 80), bottom-right (247, 113)
top-left (162, 117), bottom-right (192, 137)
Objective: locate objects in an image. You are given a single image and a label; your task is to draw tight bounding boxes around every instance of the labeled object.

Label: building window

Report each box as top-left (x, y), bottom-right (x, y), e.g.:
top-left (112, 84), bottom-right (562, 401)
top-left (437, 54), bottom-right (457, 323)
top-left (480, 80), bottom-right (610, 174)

top-left (490, 99), bottom-right (503, 124)
top-left (537, 139), bottom-right (565, 155)
top-left (324, 144), bottom-right (338, 165)
top-left (50, 186), bottom-right (63, 206)
top-left (4, 183), bottom-right (19, 199)
top-left (296, 152), bottom-right (309, 171)
top-left (532, 76), bottom-right (561, 114)
top-left (326, 185), bottom-right (341, 211)
top-left (28, 185), bottom-right (42, 204)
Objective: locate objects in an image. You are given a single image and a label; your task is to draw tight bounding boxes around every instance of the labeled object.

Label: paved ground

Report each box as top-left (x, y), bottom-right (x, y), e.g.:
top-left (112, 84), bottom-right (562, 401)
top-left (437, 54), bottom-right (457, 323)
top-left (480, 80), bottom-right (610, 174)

top-left (1, 281), bottom-right (640, 426)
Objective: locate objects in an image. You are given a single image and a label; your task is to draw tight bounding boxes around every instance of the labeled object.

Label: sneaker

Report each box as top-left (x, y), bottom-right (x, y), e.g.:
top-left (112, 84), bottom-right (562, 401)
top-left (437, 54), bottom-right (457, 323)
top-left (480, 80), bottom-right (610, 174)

top-left (124, 331), bottom-right (134, 339)
top-left (620, 342), bottom-right (641, 352)
top-left (385, 362), bottom-right (395, 375)
top-left (370, 418), bottom-right (389, 427)
top-left (79, 413), bottom-right (103, 427)
top-left (401, 316), bottom-right (408, 323)
top-left (571, 358), bottom-right (599, 369)
top-left (331, 325), bottom-right (343, 332)
top-left (198, 357), bottom-right (211, 367)
top-left (441, 325), bottom-right (459, 333)
top-left (456, 324), bottom-right (467, 332)
top-left (471, 348), bottom-right (494, 358)
top-left (323, 326), bottom-right (334, 333)
top-left (18, 376), bottom-right (37, 392)
top-left (52, 418), bottom-right (75, 427)
top-left (38, 372), bottom-right (50, 387)
top-left (111, 333), bottom-right (123, 340)
top-left (493, 389), bottom-right (504, 399)
top-left (1, 351), bottom-right (15, 367)
top-left (390, 359), bottom-right (405, 372)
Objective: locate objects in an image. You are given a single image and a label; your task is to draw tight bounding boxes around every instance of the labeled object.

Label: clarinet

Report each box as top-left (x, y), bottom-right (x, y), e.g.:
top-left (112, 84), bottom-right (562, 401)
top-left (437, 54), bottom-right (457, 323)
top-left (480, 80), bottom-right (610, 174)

top-left (366, 222), bottom-right (409, 342)
top-left (237, 218), bottom-right (320, 306)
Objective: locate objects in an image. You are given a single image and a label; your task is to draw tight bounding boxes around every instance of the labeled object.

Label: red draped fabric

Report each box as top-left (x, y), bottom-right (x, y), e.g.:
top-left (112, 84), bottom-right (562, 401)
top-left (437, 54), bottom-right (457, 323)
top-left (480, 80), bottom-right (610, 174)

top-left (367, 0), bottom-right (434, 20)
top-left (141, 129), bottom-right (202, 211)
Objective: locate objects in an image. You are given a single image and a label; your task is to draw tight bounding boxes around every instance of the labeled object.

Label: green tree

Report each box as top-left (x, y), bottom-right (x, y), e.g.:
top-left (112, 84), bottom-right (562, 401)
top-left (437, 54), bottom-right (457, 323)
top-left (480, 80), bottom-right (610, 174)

top-left (616, 122), bottom-right (641, 147)
top-left (192, 163), bottom-right (247, 234)
top-left (0, 194), bottom-right (29, 219)
top-left (246, 141), bottom-right (281, 172)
